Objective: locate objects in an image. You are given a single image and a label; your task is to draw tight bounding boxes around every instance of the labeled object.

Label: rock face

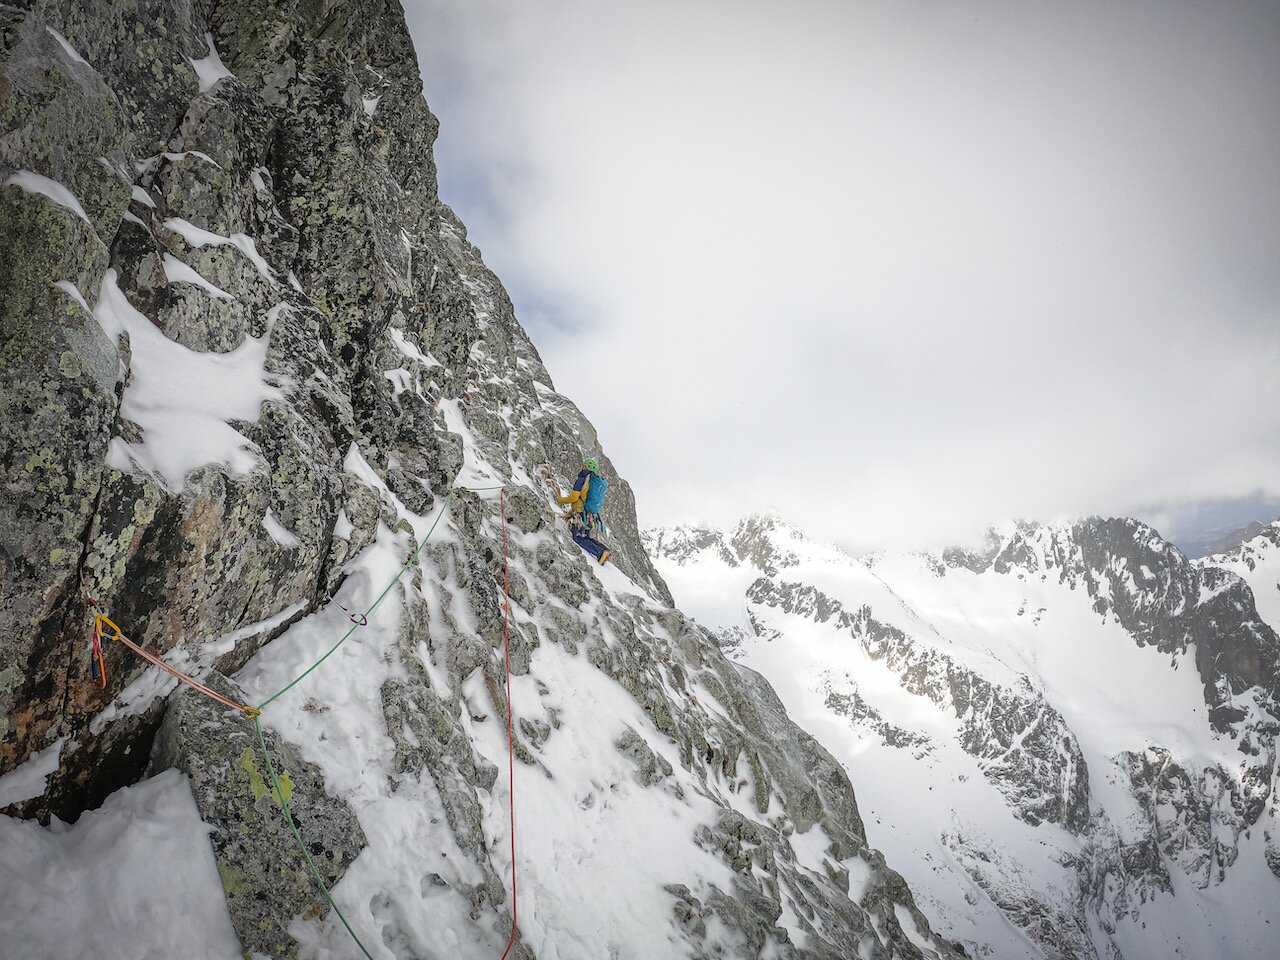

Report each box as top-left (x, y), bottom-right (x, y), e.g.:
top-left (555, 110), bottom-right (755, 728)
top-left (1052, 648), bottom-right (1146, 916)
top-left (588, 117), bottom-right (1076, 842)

top-left (0, 3), bottom-right (958, 958)
top-left (649, 514), bottom-right (1280, 960)
top-left (150, 673), bottom-right (367, 960)
top-left (982, 518), bottom-right (1280, 709)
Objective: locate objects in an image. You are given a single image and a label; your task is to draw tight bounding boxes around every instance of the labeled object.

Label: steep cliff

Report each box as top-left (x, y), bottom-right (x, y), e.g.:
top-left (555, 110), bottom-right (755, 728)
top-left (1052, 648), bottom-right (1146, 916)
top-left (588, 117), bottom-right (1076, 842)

top-left (0, 3), bottom-right (959, 958)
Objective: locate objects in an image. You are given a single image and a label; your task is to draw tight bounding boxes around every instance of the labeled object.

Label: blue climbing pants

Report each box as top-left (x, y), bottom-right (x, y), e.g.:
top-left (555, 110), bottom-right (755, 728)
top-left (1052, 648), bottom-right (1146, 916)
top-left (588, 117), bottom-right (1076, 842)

top-left (571, 512), bottom-right (609, 563)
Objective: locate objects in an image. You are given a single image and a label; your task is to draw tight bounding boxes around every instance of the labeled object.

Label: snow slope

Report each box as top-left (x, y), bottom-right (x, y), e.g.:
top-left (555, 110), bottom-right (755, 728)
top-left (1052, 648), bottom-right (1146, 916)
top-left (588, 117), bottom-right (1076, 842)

top-left (647, 516), bottom-right (1280, 960)
top-left (0, 770), bottom-right (241, 960)
top-left (1200, 520), bottom-right (1280, 636)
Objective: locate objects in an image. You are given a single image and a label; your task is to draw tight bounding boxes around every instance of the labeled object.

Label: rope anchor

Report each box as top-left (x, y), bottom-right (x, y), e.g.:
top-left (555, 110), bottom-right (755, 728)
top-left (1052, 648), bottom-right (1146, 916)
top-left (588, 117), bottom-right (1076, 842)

top-left (90, 614), bottom-right (260, 718)
top-left (337, 603), bottom-right (369, 627)
top-left (89, 617), bottom-right (106, 689)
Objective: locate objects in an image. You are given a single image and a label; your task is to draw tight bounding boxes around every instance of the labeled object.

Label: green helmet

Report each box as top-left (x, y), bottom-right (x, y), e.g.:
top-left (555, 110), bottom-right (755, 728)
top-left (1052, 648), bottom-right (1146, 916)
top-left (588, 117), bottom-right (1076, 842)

top-left (583, 457), bottom-right (599, 472)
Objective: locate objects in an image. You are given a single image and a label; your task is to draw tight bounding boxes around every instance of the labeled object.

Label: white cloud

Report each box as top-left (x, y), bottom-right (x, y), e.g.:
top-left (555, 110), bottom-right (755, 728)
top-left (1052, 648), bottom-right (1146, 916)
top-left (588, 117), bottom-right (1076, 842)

top-left (404, 0), bottom-right (1280, 551)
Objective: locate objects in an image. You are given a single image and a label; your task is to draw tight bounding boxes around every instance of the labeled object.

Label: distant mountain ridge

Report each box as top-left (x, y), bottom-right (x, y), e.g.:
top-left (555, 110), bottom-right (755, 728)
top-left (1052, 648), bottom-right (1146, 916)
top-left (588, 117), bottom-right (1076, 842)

top-left (645, 514), bottom-right (1280, 960)
top-left (1202, 518), bottom-right (1280, 559)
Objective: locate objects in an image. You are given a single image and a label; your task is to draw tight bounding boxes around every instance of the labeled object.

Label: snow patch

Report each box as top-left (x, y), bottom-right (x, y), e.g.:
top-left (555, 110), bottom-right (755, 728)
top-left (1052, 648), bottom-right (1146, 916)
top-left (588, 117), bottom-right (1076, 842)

top-left (93, 270), bottom-right (281, 492)
top-left (0, 738), bottom-right (66, 807)
top-left (332, 509), bottom-right (354, 541)
top-left (130, 185), bottom-right (156, 208)
top-left (162, 216), bottom-right (275, 282)
top-left (52, 280), bottom-right (91, 314)
top-left (343, 441), bottom-right (387, 492)
top-left (439, 398), bottom-right (504, 488)
top-left (0, 770), bottom-right (241, 960)
top-left (44, 27), bottom-right (89, 67)
top-left (262, 508), bottom-right (301, 548)
top-left (188, 32), bottom-right (236, 93)
top-left (162, 253), bottom-right (233, 300)
top-left (198, 600), bottom-right (309, 661)
top-left (4, 170), bottom-right (91, 225)
top-left (162, 150), bottom-right (221, 168)
top-left (388, 326), bottom-right (440, 367)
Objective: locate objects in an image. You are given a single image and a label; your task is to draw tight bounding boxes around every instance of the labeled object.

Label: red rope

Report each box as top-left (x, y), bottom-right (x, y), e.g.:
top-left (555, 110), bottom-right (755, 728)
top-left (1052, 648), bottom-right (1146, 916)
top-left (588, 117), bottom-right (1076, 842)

top-left (498, 488), bottom-right (519, 960)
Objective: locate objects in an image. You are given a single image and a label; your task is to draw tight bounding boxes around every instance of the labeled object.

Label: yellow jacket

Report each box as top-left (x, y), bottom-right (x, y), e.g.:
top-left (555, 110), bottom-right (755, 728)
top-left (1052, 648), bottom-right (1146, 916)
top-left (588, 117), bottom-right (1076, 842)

top-left (556, 469), bottom-right (593, 514)
top-left (557, 474), bottom-right (588, 513)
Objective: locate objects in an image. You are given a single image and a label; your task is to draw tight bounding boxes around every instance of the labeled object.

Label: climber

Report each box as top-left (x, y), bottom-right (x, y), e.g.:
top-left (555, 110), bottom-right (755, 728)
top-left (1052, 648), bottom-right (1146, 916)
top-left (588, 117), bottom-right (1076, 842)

top-left (552, 457), bottom-right (612, 566)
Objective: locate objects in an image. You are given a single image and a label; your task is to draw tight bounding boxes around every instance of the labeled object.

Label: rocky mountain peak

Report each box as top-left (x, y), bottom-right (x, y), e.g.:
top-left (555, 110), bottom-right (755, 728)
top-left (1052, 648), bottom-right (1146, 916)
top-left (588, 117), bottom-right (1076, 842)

top-left (641, 523), bottom-right (739, 567)
top-left (929, 516), bottom-right (1280, 712)
top-left (727, 512), bottom-right (806, 571)
top-left (1204, 518), bottom-right (1280, 570)
top-left (1204, 519), bottom-right (1275, 557)
top-left (644, 513), bottom-right (822, 572)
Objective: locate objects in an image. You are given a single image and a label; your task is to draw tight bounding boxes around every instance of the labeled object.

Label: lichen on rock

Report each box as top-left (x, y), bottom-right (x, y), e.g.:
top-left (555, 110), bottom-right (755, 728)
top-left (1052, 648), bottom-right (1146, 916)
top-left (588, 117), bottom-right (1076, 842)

top-left (149, 672), bottom-right (365, 958)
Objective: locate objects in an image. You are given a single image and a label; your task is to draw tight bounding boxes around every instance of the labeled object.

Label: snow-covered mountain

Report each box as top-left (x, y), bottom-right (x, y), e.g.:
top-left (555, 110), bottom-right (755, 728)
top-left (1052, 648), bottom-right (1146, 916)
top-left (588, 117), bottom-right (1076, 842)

top-left (646, 514), bottom-right (1280, 960)
top-left (0, 3), bottom-right (960, 958)
top-left (1200, 521), bottom-right (1280, 639)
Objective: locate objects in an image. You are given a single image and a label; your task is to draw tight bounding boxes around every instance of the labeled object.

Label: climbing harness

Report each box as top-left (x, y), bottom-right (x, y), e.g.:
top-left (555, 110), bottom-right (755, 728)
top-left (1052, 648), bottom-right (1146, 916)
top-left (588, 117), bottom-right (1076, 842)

top-left (88, 482), bottom-right (520, 958)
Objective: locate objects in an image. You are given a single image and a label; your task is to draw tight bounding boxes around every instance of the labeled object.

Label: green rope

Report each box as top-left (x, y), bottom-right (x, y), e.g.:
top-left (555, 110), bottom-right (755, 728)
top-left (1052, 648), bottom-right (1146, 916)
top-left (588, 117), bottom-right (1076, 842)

top-left (253, 716), bottom-right (376, 960)
top-left (242, 479), bottom-right (512, 958)
top-left (255, 483), bottom-right (510, 710)
top-left (256, 492), bottom-right (456, 710)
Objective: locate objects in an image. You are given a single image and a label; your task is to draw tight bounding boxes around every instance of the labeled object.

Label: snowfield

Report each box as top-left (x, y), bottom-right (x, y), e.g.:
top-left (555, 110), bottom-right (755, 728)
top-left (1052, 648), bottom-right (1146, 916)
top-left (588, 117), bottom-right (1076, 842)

top-left (648, 515), bottom-right (1280, 960)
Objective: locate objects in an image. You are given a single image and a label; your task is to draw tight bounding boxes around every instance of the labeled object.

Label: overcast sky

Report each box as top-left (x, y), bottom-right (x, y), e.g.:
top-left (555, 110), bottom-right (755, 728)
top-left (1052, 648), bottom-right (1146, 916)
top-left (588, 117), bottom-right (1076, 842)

top-left (403, 0), bottom-right (1280, 552)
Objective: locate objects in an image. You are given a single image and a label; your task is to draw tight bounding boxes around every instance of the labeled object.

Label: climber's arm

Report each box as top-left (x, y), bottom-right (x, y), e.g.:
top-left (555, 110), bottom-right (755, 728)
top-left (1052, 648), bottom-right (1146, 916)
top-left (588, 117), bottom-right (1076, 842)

top-left (557, 471), bottom-right (590, 508)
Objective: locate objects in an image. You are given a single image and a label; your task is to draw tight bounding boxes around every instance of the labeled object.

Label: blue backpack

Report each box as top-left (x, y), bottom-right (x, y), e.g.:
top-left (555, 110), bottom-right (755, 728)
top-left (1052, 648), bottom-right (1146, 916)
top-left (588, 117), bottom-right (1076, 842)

top-left (583, 471), bottom-right (608, 514)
